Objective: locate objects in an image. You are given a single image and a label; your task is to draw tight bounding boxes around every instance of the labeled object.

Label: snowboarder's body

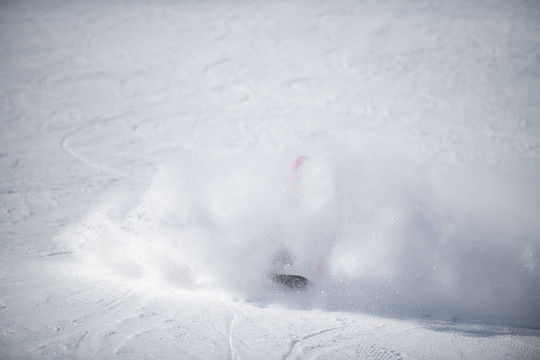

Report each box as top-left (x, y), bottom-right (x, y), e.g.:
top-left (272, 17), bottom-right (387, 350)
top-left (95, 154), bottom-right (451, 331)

top-left (270, 156), bottom-right (341, 290)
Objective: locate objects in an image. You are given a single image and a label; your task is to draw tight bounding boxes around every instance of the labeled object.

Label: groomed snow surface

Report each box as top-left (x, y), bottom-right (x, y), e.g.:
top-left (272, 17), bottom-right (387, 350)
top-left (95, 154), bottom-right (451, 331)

top-left (1, 0), bottom-right (540, 359)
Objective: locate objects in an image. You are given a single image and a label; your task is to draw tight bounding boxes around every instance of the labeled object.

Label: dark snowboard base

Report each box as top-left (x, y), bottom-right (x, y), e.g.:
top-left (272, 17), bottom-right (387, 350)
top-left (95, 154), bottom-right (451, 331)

top-left (270, 273), bottom-right (312, 290)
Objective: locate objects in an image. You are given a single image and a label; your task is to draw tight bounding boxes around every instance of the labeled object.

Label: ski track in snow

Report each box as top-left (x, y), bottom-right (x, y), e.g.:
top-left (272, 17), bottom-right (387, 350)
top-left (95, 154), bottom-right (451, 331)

top-left (282, 327), bottom-right (338, 360)
top-left (60, 120), bottom-right (131, 179)
top-left (1, 0), bottom-right (540, 359)
top-left (228, 304), bottom-right (238, 360)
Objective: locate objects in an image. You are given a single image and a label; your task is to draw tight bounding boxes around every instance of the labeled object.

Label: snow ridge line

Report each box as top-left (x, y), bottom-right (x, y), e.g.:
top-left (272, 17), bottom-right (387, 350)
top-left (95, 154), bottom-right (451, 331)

top-left (228, 304), bottom-right (238, 360)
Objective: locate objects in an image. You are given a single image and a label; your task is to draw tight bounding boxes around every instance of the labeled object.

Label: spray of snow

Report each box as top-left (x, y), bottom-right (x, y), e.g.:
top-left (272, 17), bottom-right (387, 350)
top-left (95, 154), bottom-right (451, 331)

top-left (57, 142), bottom-right (540, 324)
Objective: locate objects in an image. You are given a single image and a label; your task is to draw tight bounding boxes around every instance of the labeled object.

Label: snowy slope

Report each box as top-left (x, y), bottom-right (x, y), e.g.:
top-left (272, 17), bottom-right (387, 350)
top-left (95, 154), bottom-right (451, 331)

top-left (1, 0), bottom-right (540, 358)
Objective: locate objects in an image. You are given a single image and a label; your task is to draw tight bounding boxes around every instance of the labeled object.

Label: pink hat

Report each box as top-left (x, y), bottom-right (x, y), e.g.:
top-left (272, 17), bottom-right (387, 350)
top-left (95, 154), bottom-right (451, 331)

top-left (291, 156), bottom-right (309, 180)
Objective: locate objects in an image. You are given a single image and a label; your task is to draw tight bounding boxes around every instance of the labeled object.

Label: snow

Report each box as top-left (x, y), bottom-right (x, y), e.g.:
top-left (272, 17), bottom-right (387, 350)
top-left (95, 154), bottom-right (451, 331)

top-left (1, 0), bottom-right (540, 358)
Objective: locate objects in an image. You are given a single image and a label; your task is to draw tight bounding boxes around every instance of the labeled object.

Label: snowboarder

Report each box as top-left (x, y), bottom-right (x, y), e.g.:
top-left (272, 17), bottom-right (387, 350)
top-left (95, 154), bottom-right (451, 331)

top-left (270, 156), bottom-right (341, 290)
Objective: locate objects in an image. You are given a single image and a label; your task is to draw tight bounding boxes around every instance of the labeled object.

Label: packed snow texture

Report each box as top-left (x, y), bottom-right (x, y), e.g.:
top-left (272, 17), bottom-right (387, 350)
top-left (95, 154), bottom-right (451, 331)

top-left (1, 0), bottom-right (540, 358)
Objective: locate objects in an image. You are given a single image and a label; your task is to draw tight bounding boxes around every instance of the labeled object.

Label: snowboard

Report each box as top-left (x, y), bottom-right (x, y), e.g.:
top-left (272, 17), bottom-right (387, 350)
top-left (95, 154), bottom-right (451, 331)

top-left (270, 273), bottom-right (312, 290)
